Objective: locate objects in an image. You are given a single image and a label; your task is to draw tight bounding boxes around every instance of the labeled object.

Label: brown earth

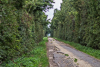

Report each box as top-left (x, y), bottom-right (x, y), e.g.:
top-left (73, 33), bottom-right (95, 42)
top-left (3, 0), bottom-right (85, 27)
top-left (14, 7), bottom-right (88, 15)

top-left (46, 38), bottom-right (100, 67)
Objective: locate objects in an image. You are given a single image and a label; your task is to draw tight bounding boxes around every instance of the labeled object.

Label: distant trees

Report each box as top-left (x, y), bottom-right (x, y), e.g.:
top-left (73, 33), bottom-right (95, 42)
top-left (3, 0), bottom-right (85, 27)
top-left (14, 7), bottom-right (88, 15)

top-left (51, 0), bottom-right (100, 49)
top-left (0, 0), bottom-right (53, 63)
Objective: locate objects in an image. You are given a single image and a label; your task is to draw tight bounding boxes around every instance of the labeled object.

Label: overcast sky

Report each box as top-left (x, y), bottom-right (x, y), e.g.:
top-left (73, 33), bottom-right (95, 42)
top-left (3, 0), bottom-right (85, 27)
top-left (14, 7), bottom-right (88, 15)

top-left (45, 0), bottom-right (62, 21)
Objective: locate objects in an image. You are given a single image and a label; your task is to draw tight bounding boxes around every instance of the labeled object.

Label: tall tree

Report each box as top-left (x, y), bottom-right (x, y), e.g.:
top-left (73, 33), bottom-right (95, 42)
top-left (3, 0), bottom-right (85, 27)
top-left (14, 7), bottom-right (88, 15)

top-left (51, 0), bottom-right (100, 49)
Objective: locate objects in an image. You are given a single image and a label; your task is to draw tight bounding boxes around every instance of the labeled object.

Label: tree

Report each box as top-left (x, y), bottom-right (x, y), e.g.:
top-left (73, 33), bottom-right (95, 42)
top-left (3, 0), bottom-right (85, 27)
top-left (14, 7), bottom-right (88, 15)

top-left (51, 0), bottom-right (100, 49)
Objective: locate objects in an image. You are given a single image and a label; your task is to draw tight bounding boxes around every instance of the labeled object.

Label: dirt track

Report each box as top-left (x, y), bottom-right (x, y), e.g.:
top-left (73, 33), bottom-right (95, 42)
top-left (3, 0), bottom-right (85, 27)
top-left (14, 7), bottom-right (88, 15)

top-left (46, 38), bottom-right (100, 67)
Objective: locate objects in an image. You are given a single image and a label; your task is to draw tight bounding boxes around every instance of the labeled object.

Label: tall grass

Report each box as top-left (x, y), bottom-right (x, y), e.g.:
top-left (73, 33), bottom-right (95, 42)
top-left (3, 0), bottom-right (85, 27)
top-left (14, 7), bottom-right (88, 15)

top-left (54, 38), bottom-right (100, 59)
top-left (1, 37), bottom-right (49, 67)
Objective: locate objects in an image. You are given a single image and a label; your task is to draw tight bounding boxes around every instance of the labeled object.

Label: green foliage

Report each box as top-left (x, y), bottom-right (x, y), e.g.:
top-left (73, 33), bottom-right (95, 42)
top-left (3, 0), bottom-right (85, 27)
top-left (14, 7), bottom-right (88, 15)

top-left (0, 0), bottom-right (53, 65)
top-left (65, 54), bottom-right (69, 56)
top-left (74, 58), bottom-right (77, 62)
top-left (43, 37), bottom-right (48, 42)
top-left (51, 0), bottom-right (100, 49)
top-left (1, 37), bottom-right (49, 67)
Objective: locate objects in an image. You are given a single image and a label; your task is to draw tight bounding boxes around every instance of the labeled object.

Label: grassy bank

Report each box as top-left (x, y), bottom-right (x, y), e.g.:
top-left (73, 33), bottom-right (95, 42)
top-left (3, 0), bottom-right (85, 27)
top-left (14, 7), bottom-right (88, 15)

top-left (1, 37), bottom-right (48, 67)
top-left (54, 38), bottom-right (100, 59)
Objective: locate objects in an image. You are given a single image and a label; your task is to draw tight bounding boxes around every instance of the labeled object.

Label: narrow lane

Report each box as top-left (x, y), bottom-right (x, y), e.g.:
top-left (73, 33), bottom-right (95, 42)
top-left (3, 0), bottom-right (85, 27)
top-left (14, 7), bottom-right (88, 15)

top-left (47, 38), bottom-right (100, 67)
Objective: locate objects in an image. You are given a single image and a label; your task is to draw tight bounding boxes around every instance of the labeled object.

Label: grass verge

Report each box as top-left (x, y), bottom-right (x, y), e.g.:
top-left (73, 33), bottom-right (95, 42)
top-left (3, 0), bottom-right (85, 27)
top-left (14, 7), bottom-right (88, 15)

top-left (54, 38), bottom-right (100, 59)
top-left (1, 37), bottom-right (48, 67)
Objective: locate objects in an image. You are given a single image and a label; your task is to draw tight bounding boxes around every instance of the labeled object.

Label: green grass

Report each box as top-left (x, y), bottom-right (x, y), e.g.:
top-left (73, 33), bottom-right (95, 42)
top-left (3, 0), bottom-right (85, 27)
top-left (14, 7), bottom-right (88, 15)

top-left (43, 37), bottom-right (48, 42)
top-left (54, 38), bottom-right (100, 59)
top-left (65, 54), bottom-right (69, 56)
top-left (74, 58), bottom-right (77, 62)
top-left (1, 37), bottom-right (49, 67)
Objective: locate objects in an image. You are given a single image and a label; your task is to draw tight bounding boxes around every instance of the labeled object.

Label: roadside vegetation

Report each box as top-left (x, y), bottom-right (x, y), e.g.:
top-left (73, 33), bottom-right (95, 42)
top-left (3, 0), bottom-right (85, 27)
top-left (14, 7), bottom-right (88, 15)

top-left (50, 0), bottom-right (100, 49)
top-left (1, 37), bottom-right (48, 67)
top-left (55, 38), bottom-right (100, 59)
top-left (0, 0), bottom-right (53, 66)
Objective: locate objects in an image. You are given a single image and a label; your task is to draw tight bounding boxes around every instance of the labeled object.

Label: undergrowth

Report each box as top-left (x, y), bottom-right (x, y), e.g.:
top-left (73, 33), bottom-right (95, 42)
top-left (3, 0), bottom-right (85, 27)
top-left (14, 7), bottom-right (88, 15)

top-left (54, 38), bottom-right (100, 59)
top-left (1, 37), bottom-right (48, 67)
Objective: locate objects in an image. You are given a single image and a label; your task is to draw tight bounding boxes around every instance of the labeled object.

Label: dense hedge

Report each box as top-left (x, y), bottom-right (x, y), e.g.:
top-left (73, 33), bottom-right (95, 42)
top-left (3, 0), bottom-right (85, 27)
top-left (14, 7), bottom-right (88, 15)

top-left (51, 0), bottom-right (100, 49)
top-left (0, 0), bottom-right (53, 64)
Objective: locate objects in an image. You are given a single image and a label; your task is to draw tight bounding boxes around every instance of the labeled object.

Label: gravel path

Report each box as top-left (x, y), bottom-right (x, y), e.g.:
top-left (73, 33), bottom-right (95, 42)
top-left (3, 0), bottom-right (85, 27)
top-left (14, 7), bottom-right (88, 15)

top-left (46, 38), bottom-right (100, 67)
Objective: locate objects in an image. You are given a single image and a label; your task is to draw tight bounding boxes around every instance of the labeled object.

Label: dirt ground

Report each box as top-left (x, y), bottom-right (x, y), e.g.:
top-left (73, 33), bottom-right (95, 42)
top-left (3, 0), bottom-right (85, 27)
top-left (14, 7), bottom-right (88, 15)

top-left (46, 38), bottom-right (100, 67)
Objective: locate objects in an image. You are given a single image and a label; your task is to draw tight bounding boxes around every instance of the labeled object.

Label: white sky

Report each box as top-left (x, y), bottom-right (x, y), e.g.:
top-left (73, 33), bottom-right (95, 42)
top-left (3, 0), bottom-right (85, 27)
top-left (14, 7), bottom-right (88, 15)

top-left (45, 0), bottom-right (62, 21)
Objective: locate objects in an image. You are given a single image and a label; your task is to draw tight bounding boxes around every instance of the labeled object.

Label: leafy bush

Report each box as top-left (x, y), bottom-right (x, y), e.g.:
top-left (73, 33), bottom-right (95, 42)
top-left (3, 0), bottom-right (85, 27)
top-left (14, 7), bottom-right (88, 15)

top-left (0, 0), bottom-right (53, 64)
top-left (51, 0), bottom-right (100, 49)
top-left (1, 37), bottom-right (49, 67)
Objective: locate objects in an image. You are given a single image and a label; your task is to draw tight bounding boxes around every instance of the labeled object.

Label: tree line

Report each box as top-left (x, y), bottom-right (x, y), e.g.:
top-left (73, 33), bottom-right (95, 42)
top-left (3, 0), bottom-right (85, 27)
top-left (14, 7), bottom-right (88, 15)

top-left (51, 0), bottom-right (100, 49)
top-left (0, 0), bottom-right (53, 63)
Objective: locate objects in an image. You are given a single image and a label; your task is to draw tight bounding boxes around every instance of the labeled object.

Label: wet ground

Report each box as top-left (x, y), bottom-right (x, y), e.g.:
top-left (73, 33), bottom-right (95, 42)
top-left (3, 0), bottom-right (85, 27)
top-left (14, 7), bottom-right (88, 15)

top-left (46, 38), bottom-right (100, 67)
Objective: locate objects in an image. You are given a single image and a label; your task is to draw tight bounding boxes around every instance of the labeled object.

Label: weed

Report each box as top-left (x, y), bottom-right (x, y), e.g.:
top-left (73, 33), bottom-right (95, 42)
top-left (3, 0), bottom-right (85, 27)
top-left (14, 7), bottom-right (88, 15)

top-left (65, 54), bottom-right (69, 56)
top-left (74, 58), bottom-right (77, 62)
